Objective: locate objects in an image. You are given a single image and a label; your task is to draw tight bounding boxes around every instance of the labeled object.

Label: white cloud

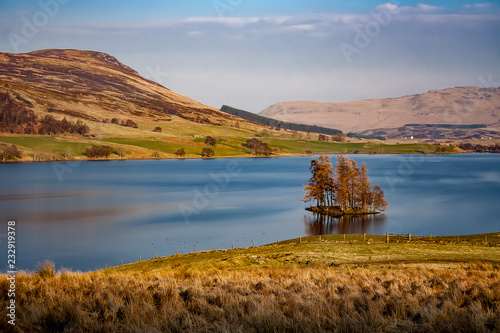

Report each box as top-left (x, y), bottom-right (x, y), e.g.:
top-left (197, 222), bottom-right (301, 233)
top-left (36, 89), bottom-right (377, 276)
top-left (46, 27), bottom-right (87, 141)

top-left (186, 31), bottom-right (202, 37)
top-left (415, 4), bottom-right (442, 12)
top-left (464, 3), bottom-right (491, 9)
top-left (376, 3), bottom-right (442, 14)
top-left (280, 24), bottom-right (316, 32)
top-left (375, 3), bottom-right (400, 13)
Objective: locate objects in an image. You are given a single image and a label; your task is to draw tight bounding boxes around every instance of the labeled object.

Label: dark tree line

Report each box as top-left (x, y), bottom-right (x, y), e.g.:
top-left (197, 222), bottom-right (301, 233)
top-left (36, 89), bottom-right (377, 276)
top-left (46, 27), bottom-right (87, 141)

top-left (303, 155), bottom-right (388, 215)
top-left (0, 92), bottom-right (89, 135)
top-left (220, 105), bottom-right (343, 135)
top-left (458, 143), bottom-right (500, 153)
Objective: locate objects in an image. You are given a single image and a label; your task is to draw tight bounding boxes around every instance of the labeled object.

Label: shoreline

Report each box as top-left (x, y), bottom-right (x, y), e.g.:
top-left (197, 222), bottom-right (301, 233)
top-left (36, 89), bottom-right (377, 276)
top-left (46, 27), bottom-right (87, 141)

top-left (0, 150), bottom-right (480, 164)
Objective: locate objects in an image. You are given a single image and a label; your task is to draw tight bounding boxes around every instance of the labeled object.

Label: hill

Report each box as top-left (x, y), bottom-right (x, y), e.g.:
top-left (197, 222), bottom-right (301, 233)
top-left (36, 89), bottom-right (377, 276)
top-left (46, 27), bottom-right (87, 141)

top-left (259, 87), bottom-right (500, 139)
top-left (0, 49), bottom-right (239, 126)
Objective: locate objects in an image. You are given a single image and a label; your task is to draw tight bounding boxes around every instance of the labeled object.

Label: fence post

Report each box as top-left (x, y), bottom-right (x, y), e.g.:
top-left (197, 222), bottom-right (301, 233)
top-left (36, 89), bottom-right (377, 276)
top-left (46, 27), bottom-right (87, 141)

top-left (363, 233), bottom-right (366, 241)
top-left (212, 245), bottom-right (215, 251)
top-left (176, 249), bottom-right (178, 255)
top-left (409, 233), bottom-right (411, 242)
top-left (252, 241), bottom-right (255, 248)
top-left (139, 256), bottom-right (141, 262)
top-left (155, 252), bottom-right (157, 258)
top-left (193, 245), bottom-right (196, 253)
top-left (232, 243), bottom-right (234, 250)
top-left (121, 259), bottom-right (123, 266)
top-left (386, 233), bottom-right (389, 244)
top-left (277, 239), bottom-right (279, 245)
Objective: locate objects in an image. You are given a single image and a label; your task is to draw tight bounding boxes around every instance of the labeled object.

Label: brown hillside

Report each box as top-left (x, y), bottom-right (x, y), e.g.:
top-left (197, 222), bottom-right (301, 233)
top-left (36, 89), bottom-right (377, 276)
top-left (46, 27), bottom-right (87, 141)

top-left (260, 87), bottom-right (500, 138)
top-left (0, 49), bottom-right (236, 125)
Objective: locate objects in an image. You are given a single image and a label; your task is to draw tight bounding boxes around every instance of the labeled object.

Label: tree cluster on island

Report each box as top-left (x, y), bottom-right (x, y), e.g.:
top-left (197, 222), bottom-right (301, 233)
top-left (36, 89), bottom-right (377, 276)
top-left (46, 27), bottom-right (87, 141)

top-left (303, 155), bottom-right (388, 216)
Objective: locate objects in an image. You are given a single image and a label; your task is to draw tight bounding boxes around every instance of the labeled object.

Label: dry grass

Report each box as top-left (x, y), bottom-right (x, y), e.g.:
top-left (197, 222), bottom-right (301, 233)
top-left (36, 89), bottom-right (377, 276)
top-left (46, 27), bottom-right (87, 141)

top-left (1, 264), bottom-right (499, 332)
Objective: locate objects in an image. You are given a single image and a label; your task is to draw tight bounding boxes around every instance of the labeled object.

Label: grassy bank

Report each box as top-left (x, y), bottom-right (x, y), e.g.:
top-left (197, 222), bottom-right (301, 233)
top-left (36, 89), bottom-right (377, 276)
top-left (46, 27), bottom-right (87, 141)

top-left (0, 118), bottom-right (461, 162)
top-left (1, 233), bottom-right (499, 332)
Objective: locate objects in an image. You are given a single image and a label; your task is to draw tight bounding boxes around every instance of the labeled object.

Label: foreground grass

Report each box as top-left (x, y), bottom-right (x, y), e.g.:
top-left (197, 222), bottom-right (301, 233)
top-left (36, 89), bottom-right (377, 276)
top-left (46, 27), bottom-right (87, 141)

top-left (1, 233), bottom-right (499, 332)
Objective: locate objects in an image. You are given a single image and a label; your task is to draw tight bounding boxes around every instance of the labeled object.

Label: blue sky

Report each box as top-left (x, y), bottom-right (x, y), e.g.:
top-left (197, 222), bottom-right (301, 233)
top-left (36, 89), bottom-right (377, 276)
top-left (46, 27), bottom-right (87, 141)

top-left (0, 1), bottom-right (499, 112)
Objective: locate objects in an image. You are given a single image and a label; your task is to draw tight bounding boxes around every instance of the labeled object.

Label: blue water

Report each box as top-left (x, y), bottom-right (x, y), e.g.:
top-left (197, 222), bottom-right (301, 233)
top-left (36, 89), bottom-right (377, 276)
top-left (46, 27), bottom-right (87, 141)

top-left (0, 154), bottom-right (499, 271)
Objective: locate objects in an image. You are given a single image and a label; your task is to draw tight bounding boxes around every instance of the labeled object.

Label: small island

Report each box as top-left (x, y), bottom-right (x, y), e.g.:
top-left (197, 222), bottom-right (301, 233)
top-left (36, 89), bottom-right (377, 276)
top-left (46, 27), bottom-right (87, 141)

top-left (303, 154), bottom-right (388, 217)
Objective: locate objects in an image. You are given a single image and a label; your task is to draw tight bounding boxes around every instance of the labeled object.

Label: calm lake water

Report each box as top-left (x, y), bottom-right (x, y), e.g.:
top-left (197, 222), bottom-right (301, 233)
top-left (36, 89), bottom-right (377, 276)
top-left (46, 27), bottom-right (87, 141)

top-left (1, 154), bottom-right (499, 271)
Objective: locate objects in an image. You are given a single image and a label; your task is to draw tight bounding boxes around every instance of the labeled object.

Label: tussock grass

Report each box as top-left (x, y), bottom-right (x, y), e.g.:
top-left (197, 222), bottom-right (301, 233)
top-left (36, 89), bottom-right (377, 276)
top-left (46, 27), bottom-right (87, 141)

top-left (1, 266), bottom-right (499, 332)
top-left (34, 260), bottom-right (55, 279)
top-left (1, 234), bottom-right (499, 332)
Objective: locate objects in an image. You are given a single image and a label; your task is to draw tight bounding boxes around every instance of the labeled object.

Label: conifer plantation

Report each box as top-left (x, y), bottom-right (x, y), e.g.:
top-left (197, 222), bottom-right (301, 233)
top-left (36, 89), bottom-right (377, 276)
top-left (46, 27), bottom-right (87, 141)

top-left (303, 155), bottom-right (388, 216)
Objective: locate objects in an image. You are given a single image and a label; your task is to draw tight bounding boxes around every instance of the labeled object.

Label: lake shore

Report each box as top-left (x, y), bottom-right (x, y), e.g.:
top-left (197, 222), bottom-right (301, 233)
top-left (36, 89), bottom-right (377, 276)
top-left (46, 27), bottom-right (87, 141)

top-left (0, 133), bottom-right (466, 163)
top-left (2, 233), bottom-right (499, 332)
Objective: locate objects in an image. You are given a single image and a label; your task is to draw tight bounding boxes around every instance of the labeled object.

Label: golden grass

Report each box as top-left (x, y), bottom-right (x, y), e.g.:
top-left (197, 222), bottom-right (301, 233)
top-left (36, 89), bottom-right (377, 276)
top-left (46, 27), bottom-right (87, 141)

top-left (1, 233), bottom-right (499, 332)
top-left (1, 265), bottom-right (499, 332)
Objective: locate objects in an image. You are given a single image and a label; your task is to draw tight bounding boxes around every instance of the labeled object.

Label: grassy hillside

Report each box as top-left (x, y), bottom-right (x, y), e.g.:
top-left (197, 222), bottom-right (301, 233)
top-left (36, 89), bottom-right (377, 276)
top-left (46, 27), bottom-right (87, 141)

top-left (0, 120), bottom-right (461, 162)
top-left (1, 233), bottom-right (499, 332)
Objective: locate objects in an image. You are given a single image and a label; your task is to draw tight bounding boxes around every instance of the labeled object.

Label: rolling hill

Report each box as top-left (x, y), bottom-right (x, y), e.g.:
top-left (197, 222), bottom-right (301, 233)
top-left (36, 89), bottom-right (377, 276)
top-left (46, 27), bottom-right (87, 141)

top-left (0, 49), bottom-right (237, 125)
top-left (259, 87), bottom-right (500, 139)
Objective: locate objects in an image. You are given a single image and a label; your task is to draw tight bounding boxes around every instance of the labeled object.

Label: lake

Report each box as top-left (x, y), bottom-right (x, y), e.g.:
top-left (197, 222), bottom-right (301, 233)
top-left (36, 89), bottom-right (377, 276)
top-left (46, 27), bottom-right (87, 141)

top-left (1, 154), bottom-right (499, 271)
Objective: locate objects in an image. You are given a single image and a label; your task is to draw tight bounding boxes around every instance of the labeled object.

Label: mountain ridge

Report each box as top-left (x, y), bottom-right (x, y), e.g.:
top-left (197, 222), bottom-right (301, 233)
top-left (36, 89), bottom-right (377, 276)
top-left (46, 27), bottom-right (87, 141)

top-left (259, 86), bottom-right (500, 138)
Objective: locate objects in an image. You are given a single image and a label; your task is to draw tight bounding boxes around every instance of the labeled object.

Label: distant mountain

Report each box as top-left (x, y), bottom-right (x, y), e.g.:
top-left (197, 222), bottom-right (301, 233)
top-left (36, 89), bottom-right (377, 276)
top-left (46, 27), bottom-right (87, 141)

top-left (0, 49), bottom-right (235, 125)
top-left (259, 87), bottom-right (500, 139)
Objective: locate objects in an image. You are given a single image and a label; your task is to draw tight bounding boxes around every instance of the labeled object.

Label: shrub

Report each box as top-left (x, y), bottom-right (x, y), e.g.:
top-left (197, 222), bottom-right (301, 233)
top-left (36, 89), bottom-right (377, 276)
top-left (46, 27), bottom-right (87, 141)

top-left (121, 119), bottom-right (138, 128)
top-left (201, 148), bottom-right (214, 158)
top-left (0, 144), bottom-right (22, 161)
top-left (176, 148), bottom-right (186, 157)
top-left (153, 127), bottom-right (162, 133)
top-left (205, 136), bottom-right (217, 147)
top-left (245, 138), bottom-right (271, 156)
top-left (111, 118), bottom-right (120, 124)
top-left (85, 145), bottom-right (113, 159)
top-left (318, 134), bottom-right (329, 142)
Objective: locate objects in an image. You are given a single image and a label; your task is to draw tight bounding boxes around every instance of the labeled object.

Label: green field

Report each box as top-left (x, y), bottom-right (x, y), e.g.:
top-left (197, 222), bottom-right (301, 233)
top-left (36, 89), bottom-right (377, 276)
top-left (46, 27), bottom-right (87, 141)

top-left (106, 233), bottom-right (500, 274)
top-left (0, 135), bottom-right (92, 156)
top-left (0, 131), bottom-right (460, 162)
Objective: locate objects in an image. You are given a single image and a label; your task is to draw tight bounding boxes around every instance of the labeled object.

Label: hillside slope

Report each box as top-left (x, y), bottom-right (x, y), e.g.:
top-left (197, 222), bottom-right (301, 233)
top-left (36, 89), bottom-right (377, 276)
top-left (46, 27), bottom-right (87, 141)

top-left (0, 49), bottom-right (238, 125)
top-left (260, 87), bottom-right (500, 138)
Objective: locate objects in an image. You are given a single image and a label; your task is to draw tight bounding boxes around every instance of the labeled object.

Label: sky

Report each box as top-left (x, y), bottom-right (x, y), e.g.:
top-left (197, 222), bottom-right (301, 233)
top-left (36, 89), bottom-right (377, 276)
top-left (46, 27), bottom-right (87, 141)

top-left (0, 0), bottom-right (499, 112)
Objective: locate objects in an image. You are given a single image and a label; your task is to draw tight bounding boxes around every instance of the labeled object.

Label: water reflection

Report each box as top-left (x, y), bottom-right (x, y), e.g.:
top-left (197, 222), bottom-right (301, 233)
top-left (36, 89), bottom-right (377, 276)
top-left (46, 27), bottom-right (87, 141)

top-left (304, 213), bottom-right (387, 235)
